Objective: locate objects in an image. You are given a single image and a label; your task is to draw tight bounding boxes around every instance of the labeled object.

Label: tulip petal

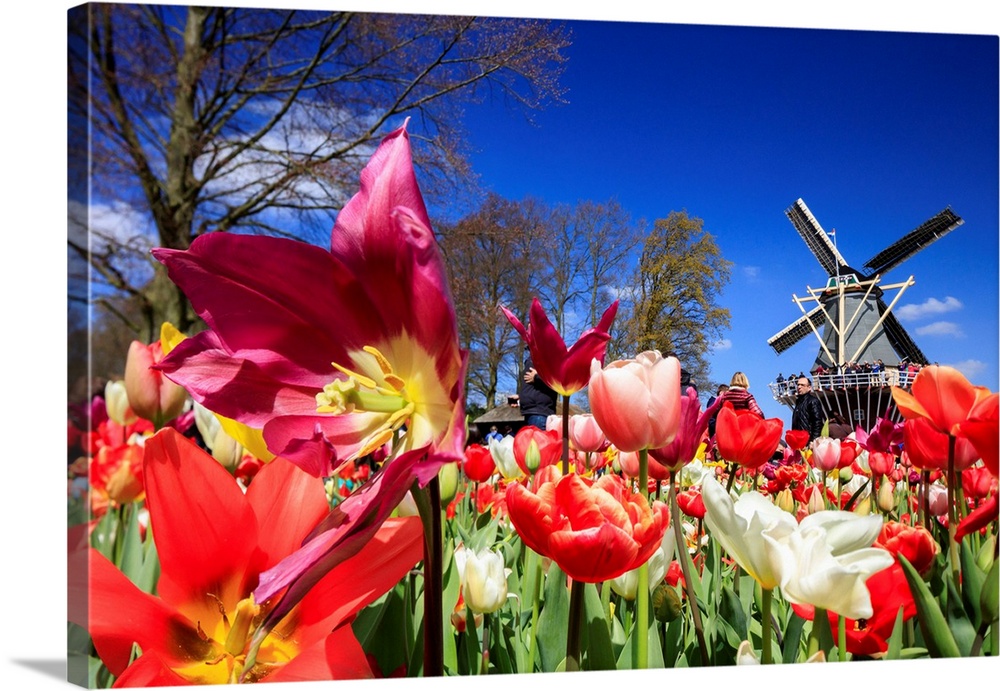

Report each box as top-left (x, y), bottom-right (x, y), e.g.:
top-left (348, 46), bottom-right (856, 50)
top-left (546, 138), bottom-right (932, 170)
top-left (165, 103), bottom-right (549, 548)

top-left (142, 429), bottom-right (258, 617)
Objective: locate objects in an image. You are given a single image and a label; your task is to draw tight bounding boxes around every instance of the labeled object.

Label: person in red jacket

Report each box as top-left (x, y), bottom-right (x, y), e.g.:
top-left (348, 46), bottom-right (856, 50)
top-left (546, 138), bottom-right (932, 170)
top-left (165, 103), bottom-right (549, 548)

top-left (717, 371), bottom-right (764, 417)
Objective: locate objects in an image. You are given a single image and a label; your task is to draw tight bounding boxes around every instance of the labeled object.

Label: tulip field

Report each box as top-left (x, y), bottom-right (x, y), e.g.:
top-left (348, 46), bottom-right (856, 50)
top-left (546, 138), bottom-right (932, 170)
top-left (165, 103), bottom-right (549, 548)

top-left (68, 124), bottom-right (999, 687)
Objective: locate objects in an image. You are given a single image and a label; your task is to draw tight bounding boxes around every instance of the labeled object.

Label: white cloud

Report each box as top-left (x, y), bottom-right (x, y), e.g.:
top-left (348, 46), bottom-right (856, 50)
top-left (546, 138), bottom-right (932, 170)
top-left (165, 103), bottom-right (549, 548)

top-left (896, 296), bottom-right (963, 321)
top-left (942, 359), bottom-right (989, 380)
top-left (915, 321), bottom-right (964, 337)
top-left (742, 266), bottom-right (760, 281)
top-left (711, 338), bottom-right (733, 352)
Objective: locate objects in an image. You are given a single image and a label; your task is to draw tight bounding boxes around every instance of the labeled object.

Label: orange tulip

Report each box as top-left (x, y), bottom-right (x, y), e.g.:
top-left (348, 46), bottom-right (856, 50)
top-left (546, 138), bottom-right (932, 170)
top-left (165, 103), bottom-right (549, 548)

top-left (504, 472), bottom-right (669, 583)
top-left (715, 402), bottom-right (783, 470)
top-left (892, 365), bottom-right (992, 436)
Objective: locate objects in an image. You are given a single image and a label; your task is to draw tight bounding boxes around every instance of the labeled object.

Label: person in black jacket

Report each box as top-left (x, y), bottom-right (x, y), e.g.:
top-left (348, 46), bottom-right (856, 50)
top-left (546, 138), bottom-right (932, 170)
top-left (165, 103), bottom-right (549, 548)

top-left (791, 376), bottom-right (825, 442)
top-left (515, 358), bottom-right (557, 429)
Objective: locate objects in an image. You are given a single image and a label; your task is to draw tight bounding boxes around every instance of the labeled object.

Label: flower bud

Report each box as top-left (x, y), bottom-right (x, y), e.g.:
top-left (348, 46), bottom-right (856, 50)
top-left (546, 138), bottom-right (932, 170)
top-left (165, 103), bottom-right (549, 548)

top-left (806, 485), bottom-right (826, 514)
top-left (125, 339), bottom-right (188, 427)
top-left (437, 461), bottom-right (460, 504)
top-left (652, 583), bottom-right (683, 622)
top-left (104, 380), bottom-right (136, 426)
top-left (454, 546), bottom-right (510, 614)
top-left (775, 488), bottom-right (795, 514)
top-left (839, 467), bottom-right (853, 483)
top-left (877, 480), bottom-right (896, 513)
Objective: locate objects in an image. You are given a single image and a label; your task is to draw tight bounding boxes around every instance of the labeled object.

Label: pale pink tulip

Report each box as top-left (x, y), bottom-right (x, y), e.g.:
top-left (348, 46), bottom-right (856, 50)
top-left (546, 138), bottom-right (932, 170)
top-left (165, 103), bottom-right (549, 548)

top-left (568, 414), bottom-right (607, 453)
top-left (588, 351), bottom-right (681, 453)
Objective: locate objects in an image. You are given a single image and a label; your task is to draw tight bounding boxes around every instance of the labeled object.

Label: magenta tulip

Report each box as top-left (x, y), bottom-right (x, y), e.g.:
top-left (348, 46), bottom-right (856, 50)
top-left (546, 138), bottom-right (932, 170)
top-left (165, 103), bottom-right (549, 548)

top-left (588, 350), bottom-right (681, 453)
top-left (502, 298), bottom-right (618, 397)
top-left (649, 387), bottom-right (720, 473)
top-left (153, 123), bottom-right (466, 482)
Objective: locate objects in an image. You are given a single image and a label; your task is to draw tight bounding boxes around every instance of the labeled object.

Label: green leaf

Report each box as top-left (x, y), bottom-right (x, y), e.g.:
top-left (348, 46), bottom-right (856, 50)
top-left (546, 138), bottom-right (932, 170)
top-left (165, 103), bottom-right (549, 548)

top-left (960, 538), bottom-right (986, 628)
top-left (661, 617), bottom-right (683, 668)
top-left (719, 585), bottom-right (748, 642)
top-left (980, 557), bottom-right (999, 626)
top-left (464, 609), bottom-right (481, 673)
top-left (884, 606), bottom-right (906, 660)
top-left (781, 612), bottom-right (806, 664)
top-left (898, 554), bottom-right (962, 657)
top-left (944, 571), bottom-right (977, 655)
top-left (580, 582), bottom-right (616, 670)
top-left (535, 564), bottom-right (569, 672)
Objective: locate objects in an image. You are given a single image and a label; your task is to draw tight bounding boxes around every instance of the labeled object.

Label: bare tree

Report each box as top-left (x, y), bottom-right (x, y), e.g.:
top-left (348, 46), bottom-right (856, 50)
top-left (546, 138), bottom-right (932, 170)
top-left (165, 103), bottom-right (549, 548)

top-left (68, 5), bottom-right (570, 339)
top-left (438, 194), bottom-right (544, 407)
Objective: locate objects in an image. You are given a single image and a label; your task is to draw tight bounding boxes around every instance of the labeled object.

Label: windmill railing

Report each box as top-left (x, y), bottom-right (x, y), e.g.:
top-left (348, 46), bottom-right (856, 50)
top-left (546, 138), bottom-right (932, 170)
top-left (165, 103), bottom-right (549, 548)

top-left (768, 368), bottom-right (917, 400)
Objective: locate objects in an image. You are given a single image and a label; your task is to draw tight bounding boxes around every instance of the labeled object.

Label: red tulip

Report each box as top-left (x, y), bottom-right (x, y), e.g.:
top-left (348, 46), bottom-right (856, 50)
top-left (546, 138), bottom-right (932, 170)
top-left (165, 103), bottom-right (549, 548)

top-left (903, 417), bottom-right (980, 472)
top-left (676, 488), bottom-right (706, 519)
top-left (867, 450), bottom-right (896, 479)
top-left (501, 298), bottom-right (618, 397)
top-left (504, 472), bottom-right (669, 583)
top-left (892, 365), bottom-right (993, 436)
top-left (962, 465), bottom-right (997, 501)
top-left (958, 393), bottom-right (999, 478)
top-left (512, 426), bottom-right (561, 475)
top-left (955, 494), bottom-right (999, 541)
top-left (785, 429), bottom-right (811, 452)
top-left (791, 564), bottom-right (916, 656)
top-left (589, 350), bottom-right (681, 453)
top-left (874, 521), bottom-right (939, 575)
top-left (714, 403), bottom-right (783, 470)
top-left (462, 444), bottom-right (496, 483)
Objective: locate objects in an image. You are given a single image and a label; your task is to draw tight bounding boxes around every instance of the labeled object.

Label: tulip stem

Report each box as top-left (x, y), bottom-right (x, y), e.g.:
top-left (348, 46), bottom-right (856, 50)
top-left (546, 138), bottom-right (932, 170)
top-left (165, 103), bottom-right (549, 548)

top-left (566, 578), bottom-right (586, 671)
top-left (420, 477), bottom-right (444, 677)
top-left (526, 549), bottom-right (542, 673)
top-left (838, 614), bottom-right (847, 662)
top-left (947, 435), bottom-right (961, 597)
top-left (561, 394), bottom-right (571, 474)
top-left (921, 470), bottom-right (931, 533)
top-left (635, 449), bottom-right (650, 669)
top-left (761, 587), bottom-right (773, 664)
top-left (670, 471), bottom-right (709, 666)
top-left (481, 612), bottom-right (491, 674)
top-left (600, 581), bottom-right (613, 634)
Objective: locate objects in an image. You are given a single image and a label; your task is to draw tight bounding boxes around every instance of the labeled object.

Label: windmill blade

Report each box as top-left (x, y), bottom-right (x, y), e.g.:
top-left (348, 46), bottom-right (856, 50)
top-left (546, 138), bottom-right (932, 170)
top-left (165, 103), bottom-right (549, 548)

top-left (877, 298), bottom-right (928, 364)
top-left (863, 208), bottom-right (963, 277)
top-left (767, 305), bottom-right (828, 354)
top-left (785, 198), bottom-right (849, 277)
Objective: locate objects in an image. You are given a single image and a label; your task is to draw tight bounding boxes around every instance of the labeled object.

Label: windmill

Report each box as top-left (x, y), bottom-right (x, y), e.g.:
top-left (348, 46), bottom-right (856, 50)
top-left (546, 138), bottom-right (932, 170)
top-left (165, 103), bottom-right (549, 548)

top-left (767, 198), bottom-right (963, 427)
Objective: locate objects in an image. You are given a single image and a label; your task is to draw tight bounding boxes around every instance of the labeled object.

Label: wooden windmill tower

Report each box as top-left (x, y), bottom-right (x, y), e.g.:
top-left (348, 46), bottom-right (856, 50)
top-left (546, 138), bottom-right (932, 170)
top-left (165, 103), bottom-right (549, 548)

top-left (767, 198), bottom-right (963, 428)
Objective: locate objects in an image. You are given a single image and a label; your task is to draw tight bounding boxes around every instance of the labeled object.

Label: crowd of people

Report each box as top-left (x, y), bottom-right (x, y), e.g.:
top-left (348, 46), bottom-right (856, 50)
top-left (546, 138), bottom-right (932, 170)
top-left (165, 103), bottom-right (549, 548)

top-left (774, 358), bottom-right (926, 395)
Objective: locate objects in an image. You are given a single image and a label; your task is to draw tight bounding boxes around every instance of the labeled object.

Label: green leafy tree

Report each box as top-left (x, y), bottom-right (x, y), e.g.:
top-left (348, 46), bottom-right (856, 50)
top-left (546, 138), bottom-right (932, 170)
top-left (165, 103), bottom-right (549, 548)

top-left (619, 210), bottom-right (732, 388)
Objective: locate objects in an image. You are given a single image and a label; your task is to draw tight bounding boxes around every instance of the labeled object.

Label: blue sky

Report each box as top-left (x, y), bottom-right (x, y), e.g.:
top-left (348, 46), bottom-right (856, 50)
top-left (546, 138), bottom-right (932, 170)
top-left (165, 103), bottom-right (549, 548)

top-left (456, 15), bottom-right (999, 422)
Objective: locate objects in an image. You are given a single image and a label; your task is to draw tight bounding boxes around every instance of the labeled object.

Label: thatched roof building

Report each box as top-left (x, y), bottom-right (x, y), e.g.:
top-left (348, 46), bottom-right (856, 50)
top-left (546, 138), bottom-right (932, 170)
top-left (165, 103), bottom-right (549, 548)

top-left (471, 398), bottom-right (585, 438)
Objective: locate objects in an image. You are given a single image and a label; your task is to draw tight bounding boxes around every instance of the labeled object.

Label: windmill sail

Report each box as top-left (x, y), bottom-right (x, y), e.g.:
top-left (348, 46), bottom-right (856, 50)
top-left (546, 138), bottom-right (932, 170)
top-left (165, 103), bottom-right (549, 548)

top-left (785, 198), bottom-right (849, 277)
top-left (767, 305), bottom-right (827, 354)
top-left (877, 298), bottom-right (928, 365)
top-left (863, 208), bottom-right (963, 277)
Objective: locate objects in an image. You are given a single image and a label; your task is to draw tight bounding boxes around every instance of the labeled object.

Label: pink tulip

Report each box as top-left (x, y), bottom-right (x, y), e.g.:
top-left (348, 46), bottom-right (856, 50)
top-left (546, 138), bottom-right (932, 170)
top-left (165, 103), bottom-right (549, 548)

top-left (588, 351), bottom-right (681, 453)
top-left (809, 437), bottom-right (842, 473)
top-left (124, 340), bottom-right (188, 427)
top-left (568, 414), bottom-right (607, 453)
top-left (502, 298), bottom-right (618, 397)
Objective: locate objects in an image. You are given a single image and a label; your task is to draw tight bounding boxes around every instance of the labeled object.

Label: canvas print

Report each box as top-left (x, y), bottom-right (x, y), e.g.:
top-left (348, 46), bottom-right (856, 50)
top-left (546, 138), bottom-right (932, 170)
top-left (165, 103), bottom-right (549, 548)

top-left (66, 2), bottom-right (999, 687)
